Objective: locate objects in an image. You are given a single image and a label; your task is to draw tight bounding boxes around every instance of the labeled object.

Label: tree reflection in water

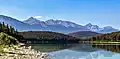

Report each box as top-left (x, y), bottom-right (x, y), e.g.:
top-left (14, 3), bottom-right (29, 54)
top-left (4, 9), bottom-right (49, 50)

top-left (92, 44), bottom-right (120, 53)
top-left (28, 44), bottom-right (119, 59)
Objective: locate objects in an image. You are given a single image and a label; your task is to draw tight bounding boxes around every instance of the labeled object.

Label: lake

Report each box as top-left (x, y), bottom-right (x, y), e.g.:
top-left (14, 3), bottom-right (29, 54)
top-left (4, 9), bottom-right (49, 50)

top-left (29, 44), bottom-right (120, 59)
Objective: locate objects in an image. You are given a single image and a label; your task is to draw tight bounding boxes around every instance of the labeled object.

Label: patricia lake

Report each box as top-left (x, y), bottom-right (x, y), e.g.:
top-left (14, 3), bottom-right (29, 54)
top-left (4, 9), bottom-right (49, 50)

top-left (28, 44), bottom-right (120, 59)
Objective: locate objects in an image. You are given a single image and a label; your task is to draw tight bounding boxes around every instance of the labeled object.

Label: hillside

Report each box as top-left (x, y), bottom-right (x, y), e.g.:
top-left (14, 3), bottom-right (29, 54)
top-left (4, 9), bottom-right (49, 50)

top-left (90, 31), bottom-right (120, 42)
top-left (69, 31), bottom-right (102, 39)
top-left (0, 22), bottom-right (51, 59)
top-left (19, 31), bottom-right (80, 44)
top-left (0, 32), bottom-right (50, 59)
top-left (0, 15), bottom-right (34, 31)
top-left (0, 32), bottom-right (18, 46)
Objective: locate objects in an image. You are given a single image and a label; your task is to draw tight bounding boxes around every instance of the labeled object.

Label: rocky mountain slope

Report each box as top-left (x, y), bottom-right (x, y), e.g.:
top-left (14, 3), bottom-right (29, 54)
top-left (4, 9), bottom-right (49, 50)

top-left (0, 15), bottom-right (118, 33)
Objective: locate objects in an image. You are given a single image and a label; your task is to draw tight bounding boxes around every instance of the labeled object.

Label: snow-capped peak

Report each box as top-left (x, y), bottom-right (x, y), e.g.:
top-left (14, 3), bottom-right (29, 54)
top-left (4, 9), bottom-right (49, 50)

top-left (45, 19), bottom-right (83, 28)
top-left (85, 23), bottom-right (101, 32)
top-left (24, 17), bottom-right (43, 25)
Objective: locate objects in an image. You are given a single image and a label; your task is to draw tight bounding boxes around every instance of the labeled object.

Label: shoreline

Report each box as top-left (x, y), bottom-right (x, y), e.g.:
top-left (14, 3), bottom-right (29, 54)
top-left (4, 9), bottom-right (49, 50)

top-left (0, 45), bottom-right (51, 59)
top-left (92, 41), bottom-right (120, 44)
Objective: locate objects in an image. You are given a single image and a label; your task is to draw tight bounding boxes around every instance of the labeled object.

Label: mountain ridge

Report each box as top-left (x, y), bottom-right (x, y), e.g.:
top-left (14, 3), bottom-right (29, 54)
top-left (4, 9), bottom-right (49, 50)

top-left (0, 15), bottom-right (118, 33)
top-left (24, 17), bottom-right (119, 33)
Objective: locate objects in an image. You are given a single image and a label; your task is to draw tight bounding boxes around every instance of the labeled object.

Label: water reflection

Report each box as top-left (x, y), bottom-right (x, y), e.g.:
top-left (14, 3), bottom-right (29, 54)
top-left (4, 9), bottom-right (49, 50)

top-left (29, 44), bottom-right (120, 59)
top-left (28, 44), bottom-right (73, 52)
top-left (29, 44), bottom-right (99, 52)
top-left (92, 44), bottom-right (120, 53)
top-left (68, 44), bottom-right (98, 52)
top-left (49, 49), bottom-right (115, 59)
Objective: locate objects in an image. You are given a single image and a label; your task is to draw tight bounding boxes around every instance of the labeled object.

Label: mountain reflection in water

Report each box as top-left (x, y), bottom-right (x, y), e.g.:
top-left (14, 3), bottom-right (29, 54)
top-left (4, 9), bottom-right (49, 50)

top-left (29, 44), bottom-right (120, 59)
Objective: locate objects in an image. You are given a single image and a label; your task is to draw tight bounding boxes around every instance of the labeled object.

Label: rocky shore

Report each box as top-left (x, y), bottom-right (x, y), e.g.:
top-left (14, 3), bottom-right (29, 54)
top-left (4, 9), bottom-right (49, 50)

top-left (0, 45), bottom-right (51, 59)
top-left (0, 32), bottom-right (51, 59)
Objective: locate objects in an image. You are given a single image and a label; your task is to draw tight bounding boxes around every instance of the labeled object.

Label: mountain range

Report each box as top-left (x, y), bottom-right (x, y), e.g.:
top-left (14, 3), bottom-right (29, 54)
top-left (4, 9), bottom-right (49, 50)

top-left (0, 15), bottom-right (119, 33)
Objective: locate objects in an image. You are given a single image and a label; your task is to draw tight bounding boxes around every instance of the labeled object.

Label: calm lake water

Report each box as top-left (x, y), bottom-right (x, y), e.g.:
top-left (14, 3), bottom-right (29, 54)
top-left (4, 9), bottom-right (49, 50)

top-left (29, 44), bottom-right (120, 59)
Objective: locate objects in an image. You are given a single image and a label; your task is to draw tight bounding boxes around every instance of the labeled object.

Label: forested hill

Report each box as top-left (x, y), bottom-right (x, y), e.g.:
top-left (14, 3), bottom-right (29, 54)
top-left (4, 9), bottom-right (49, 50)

top-left (0, 21), bottom-right (80, 44)
top-left (0, 22), bottom-right (24, 42)
top-left (90, 31), bottom-right (120, 41)
top-left (69, 31), bottom-right (102, 39)
top-left (19, 31), bottom-right (80, 40)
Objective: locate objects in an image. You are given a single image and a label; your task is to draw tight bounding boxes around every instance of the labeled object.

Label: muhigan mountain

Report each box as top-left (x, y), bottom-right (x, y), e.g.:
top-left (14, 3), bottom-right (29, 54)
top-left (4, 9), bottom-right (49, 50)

top-left (0, 15), bottom-right (118, 33)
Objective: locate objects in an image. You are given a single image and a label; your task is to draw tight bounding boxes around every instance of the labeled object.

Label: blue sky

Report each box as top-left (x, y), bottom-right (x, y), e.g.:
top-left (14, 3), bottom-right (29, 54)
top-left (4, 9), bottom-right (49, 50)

top-left (0, 0), bottom-right (120, 28)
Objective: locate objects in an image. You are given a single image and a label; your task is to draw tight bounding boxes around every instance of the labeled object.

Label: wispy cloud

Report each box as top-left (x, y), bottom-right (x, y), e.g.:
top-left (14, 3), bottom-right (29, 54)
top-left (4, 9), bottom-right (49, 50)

top-left (34, 16), bottom-right (42, 19)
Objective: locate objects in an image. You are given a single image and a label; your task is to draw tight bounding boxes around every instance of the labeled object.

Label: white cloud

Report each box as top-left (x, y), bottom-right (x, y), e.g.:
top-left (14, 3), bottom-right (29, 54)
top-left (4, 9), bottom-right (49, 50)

top-left (34, 16), bottom-right (42, 19)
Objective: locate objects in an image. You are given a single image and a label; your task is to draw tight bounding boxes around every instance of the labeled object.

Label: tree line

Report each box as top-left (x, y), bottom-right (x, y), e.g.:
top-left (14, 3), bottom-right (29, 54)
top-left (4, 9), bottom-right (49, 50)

top-left (19, 31), bottom-right (80, 40)
top-left (19, 31), bottom-right (80, 44)
top-left (0, 22), bottom-right (24, 42)
top-left (0, 22), bottom-right (80, 44)
top-left (90, 31), bottom-right (120, 42)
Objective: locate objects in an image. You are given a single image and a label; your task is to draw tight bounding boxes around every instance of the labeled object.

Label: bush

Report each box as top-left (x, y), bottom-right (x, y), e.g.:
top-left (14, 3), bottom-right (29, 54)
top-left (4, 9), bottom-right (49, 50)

top-left (0, 32), bottom-right (19, 46)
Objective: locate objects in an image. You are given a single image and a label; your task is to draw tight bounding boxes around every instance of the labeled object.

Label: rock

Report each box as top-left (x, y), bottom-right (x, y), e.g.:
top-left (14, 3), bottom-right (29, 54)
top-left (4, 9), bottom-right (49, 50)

top-left (0, 46), bottom-right (51, 59)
